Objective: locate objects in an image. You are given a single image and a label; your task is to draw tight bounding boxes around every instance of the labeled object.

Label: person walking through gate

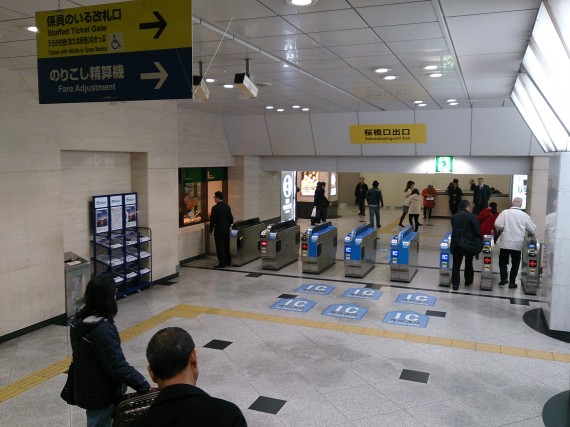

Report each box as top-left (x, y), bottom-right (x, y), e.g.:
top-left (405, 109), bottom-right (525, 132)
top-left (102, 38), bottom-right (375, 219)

top-left (408, 188), bottom-right (422, 231)
top-left (494, 197), bottom-right (536, 289)
top-left (354, 177), bottom-right (368, 216)
top-left (365, 180), bottom-right (384, 228)
top-left (447, 178), bottom-right (462, 215)
top-left (209, 191), bottom-right (233, 268)
top-left (477, 202), bottom-right (500, 240)
top-left (473, 177), bottom-right (492, 215)
top-left (450, 200), bottom-right (482, 291)
top-left (398, 180), bottom-right (415, 227)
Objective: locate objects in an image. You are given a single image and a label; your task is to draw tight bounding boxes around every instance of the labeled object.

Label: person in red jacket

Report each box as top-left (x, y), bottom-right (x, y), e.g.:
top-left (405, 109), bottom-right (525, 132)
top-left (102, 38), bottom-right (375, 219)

top-left (477, 202), bottom-right (499, 240)
top-left (421, 184), bottom-right (437, 220)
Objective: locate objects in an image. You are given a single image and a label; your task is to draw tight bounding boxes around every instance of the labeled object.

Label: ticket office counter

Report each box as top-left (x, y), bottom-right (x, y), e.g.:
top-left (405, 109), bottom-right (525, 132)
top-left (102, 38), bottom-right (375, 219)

top-left (431, 192), bottom-right (511, 218)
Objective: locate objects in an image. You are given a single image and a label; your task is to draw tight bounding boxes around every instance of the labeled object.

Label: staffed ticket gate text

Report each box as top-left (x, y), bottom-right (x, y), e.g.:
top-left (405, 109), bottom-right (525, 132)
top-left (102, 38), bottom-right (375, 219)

top-left (344, 223), bottom-right (377, 278)
top-left (301, 221), bottom-right (337, 274)
top-left (229, 218), bottom-right (266, 267)
top-left (260, 220), bottom-right (300, 270)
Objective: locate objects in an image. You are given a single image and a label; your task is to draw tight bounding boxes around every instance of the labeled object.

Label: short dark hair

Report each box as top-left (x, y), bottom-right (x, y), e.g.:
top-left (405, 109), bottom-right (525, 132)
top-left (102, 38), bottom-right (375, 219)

top-left (147, 327), bottom-right (195, 381)
top-left (372, 180), bottom-right (379, 188)
top-left (452, 178), bottom-right (459, 183)
top-left (214, 191), bottom-right (224, 200)
top-left (459, 199), bottom-right (470, 209)
top-left (77, 276), bottom-right (118, 320)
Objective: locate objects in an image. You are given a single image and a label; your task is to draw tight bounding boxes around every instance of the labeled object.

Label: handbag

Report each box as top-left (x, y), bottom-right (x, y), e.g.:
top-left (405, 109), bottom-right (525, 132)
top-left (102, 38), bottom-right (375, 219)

top-left (457, 222), bottom-right (484, 256)
top-left (60, 362), bottom-right (76, 405)
top-left (310, 206), bottom-right (317, 218)
top-left (115, 390), bottom-right (160, 427)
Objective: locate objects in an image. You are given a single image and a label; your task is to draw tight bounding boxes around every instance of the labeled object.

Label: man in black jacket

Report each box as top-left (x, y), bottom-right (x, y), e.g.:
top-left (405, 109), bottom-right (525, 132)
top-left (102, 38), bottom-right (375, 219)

top-left (450, 200), bottom-right (482, 290)
top-left (209, 191), bottom-right (233, 268)
top-left (354, 177), bottom-right (368, 216)
top-left (136, 327), bottom-right (246, 427)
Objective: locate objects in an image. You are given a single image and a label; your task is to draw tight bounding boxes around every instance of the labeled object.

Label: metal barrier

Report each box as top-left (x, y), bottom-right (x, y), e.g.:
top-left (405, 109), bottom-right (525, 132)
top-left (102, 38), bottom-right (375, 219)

top-left (260, 220), bottom-right (300, 270)
top-left (521, 235), bottom-right (541, 295)
top-left (438, 232), bottom-right (452, 287)
top-left (301, 221), bottom-right (337, 274)
top-left (344, 223), bottom-right (377, 278)
top-left (230, 218), bottom-right (266, 266)
top-left (390, 225), bottom-right (419, 282)
top-left (480, 234), bottom-right (494, 290)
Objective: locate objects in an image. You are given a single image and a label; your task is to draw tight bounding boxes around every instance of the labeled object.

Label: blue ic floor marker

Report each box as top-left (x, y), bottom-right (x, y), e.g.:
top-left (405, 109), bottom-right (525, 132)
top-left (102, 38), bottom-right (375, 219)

top-left (271, 298), bottom-right (315, 313)
top-left (296, 283), bottom-right (335, 295)
top-left (343, 288), bottom-right (382, 300)
top-left (322, 303), bottom-right (368, 320)
top-left (383, 310), bottom-right (429, 328)
top-left (395, 293), bottom-right (437, 306)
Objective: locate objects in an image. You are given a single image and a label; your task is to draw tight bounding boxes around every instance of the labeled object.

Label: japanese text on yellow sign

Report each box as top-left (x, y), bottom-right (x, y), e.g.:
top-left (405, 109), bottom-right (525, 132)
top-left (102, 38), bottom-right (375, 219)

top-left (35, 0), bottom-right (192, 59)
top-left (349, 124), bottom-right (427, 144)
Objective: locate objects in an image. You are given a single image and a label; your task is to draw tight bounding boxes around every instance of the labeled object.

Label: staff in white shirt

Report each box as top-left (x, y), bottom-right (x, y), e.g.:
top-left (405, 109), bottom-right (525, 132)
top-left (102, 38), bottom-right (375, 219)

top-left (494, 197), bottom-right (537, 289)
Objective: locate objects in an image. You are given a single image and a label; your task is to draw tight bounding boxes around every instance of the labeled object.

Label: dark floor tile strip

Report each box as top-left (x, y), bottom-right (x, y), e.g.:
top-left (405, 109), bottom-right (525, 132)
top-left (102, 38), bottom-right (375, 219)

top-left (203, 339), bottom-right (233, 350)
top-left (248, 396), bottom-right (287, 415)
top-left (399, 369), bottom-right (430, 384)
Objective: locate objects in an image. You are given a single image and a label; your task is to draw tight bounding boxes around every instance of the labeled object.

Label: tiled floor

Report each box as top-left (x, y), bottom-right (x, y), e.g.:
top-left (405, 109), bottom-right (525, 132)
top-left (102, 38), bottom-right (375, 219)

top-left (0, 205), bottom-right (568, 426)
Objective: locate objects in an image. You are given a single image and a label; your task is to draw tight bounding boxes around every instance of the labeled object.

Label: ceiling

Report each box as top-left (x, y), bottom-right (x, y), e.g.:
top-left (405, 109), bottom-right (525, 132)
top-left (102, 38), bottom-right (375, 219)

top-left (0, 0), bottom-right (540, 115)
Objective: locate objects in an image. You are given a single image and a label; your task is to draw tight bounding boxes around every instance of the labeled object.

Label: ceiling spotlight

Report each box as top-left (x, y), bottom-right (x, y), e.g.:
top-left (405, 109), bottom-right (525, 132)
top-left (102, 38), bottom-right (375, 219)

top-left (449, 102), bottom-right (459, 106)
top-left (276, 108), bottom-right (285, 112)
top-left (429, 73), bottom-right (443, 78)
top-left (383, 75), bottom-right (398, 80)
top-left (205, 78), bottom-right (216, 83)
top-left (414, 100), bottom-right (423, 104)
top-left (24, 26), bottom-right (38, 33)
top-left (223, 84), bottom-right (234, 89)
top-left (292, 105), bottom-right (301, 109)
top-left (374, 68), bottom-right (391, 73)
top-left (418, 103), bottom-right (427, 107)
top-left (266, 105), bottom-right (274, 110)
top-left (446, 99), bottom-right (457, 103)
top-left (423, 65), bottom-right (438, 70)
top-left (302, 107), bottom-right (310, 111)
top-left (286, 0), bottom-right (319, 6)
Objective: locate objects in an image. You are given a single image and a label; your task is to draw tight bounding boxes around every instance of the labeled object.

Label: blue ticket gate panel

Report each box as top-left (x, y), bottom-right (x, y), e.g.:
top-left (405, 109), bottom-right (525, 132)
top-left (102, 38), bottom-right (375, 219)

top-left (260, 220), bottom-right (300, 270)
top-left (480, 234), bottom-right (494, 290)
top-left (344, 223), bottom-right (377, 278)
top-left (301, 222), bottom-right (337, 274)
top-left (521, 235), bottom-right (541, 295)
top-left (439, 232), bottom-right (452, 287)
top-left (230, 218), bottom-right (266, 266)
top-left (390, 225), bottom-right (419, 282)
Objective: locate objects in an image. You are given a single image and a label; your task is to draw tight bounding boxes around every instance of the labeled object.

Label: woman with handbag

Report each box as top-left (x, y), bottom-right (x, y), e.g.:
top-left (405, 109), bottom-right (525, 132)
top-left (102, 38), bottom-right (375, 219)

top-left (450, 200), bottom-right (483, 290)
top-left (69, 276), bottom-right (150, 427)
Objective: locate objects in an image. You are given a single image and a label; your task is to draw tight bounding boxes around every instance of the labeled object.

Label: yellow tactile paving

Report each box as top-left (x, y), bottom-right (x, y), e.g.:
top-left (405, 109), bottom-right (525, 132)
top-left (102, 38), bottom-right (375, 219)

top-left (1, 303), bottom-right (569, 404)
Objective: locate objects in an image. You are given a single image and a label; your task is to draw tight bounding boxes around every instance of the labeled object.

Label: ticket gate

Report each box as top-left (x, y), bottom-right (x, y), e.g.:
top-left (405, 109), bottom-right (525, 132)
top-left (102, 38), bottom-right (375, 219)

top-left (230, 218), bottom-right (265, 266)
top-left (480, 234), bottom-right (494, 290)
top-left (301, 222), bottom-right (337, 273)
top-left (344, 223), bottom-right (377, 278)
top-left (521, 235), bottom-right (541, 295)
top-left (390, 225), bottom-right (419, 282)
top-left (438, 232), bottom-right (452, 287)
top-left (260, 220), bottom-right (300, 270)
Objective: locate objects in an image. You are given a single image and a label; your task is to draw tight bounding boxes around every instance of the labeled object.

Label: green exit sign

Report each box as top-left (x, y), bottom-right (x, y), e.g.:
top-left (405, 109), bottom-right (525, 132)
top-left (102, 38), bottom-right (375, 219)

top-left (435, 156), bottom-right (453, 173)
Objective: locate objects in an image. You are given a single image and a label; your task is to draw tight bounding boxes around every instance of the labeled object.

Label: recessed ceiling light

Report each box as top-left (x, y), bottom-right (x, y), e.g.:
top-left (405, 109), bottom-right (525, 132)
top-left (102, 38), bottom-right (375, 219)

top-left (302, 107), bottom-right (310, 111)
top-left (266, 105), bottom-right (274, 110)
top-left (205, 78), bottom-right (216, 83)
top-left (414, 100), bottom-right (423, 104)
top-left (446, 99), bottom-right (457, 103)
top-left (286, 0), bottom-right (319, 6)
top-left (223, 84), bottom-right (234, 88)
top-left (24, 26), bottom-right (38, 33)
top-left (449, 102), bottom-right (459, 106)
top-left (374, 68), bottom-right (391, 73)
top-left (292, 105), bottom-right (301, 109)
top-left (429, 73), bottom-right (443, 78)
top-left (423, 65), bottom-right (438, 70)
top-left (418, 103), bottom-right (427, 107)
top-left (383, 75), bottom-right (398, 80)
top-left (276, 108), bottom-right (285, 112)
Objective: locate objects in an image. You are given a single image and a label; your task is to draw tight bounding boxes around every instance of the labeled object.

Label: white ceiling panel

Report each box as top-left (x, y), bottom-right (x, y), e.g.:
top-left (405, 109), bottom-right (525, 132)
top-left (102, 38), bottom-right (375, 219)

top-left (218, 16), bottom-right (301, 38)
top-left (258, 0), bottom-right (351, 15)
top-left (308, 28), bottom-right (380, 47)
top-left (328, 43), bottom-right (391, 58)
top-left (283, 10), bottom-right (367, 33)
top-left (348, 0), bottom-right (426, 7)
top-left (465, 77), bottom-right (517, 100)
top-left (357, 2), bottom-right (437, 27)
top-left (192, 0), bottom-right (275, 22)
top-left (373, 22), bottom-right (444, 42)
top-left (439, 0), bottom-right (541, 17)
top-left (386, 38), bottom-right (449, 55)
top-left (250, 34), bottom-right (321, 51)
top-left (459, 52), bottom-right (524, 78)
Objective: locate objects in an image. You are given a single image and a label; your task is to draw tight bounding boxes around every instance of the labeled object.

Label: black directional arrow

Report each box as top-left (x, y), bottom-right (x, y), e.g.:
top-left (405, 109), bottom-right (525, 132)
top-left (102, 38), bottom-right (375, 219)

top-left (139, 11), bottom-right (167, 39)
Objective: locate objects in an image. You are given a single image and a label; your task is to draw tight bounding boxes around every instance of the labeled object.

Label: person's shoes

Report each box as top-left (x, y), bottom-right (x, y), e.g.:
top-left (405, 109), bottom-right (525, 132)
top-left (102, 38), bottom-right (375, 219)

top-left (398, 223), bottom-right (404, 227)
top-left (465, 282), bottom-right (472, 286)
top-left (418, 223), bottom-right (423, 226)
top-left (509, 282), bottom-right (518, 289)
top-left (498, 280), bottom-right (507, 286)
top-left (358, 213), bottom-right (365, 216)
top-left (214, 264), bottom-right (226, 269)
top-left (423, 216), bottom-right (426, 219)
top-left (376, 224), bottom-right (381, 228)
top-left (452, 285), bottom-right (459, 290)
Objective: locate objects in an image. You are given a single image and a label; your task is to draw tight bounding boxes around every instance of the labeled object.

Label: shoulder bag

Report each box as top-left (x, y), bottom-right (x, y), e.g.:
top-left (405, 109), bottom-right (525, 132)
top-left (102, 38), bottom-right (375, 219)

top-left (458, 221), bottom-right (484, 256)
top-left (60, 362), bottom-right (76, 405)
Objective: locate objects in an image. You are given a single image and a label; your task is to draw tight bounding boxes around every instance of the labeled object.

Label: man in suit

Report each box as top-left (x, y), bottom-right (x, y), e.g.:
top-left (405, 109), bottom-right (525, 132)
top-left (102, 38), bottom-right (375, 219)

top-left (209, 191), bottom-right (233, 268)
top-left (354, 177), bottom-right (368, 216)
top-left (473, 177), bottom-right (492, 215)
top-left (135, 327), bottom-right (246, 427)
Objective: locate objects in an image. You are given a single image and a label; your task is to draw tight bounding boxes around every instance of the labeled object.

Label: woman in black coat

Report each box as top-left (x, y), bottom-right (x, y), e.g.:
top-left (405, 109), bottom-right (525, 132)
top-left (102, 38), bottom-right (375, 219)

top-left (70, 276), bottom-right (150, 427)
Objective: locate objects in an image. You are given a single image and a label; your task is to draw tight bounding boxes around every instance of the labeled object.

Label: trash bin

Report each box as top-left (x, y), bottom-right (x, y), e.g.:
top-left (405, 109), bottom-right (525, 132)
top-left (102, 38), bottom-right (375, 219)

top-left (64, 252), bottom-right (90, 318)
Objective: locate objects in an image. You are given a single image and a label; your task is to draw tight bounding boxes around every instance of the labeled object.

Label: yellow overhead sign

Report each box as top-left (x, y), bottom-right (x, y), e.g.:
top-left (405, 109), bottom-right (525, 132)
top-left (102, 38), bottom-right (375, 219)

top-left (35, 0), bottom-right (192, 59)
top-left (349, 124), bottom-right (427, 144)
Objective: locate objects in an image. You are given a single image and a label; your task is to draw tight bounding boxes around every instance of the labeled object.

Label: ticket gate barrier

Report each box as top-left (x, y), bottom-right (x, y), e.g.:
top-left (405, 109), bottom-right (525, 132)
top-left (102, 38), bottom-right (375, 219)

top-left (301, 222), bottom-right (338, 274)
top-left (521, 235), bottom-right (541, 295)
top-left (344, 223), bottom-right (377, 278)
top-left (438, 232), bottom-right (452, 287)
top-left (390, 225), bottom-right (419, 282)
top-left (230, 218), bottom-right (266, 266)
top-left (260, 220), bottom-right (300, 270)
top-left (480, 234), bottom-right (494, 291)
